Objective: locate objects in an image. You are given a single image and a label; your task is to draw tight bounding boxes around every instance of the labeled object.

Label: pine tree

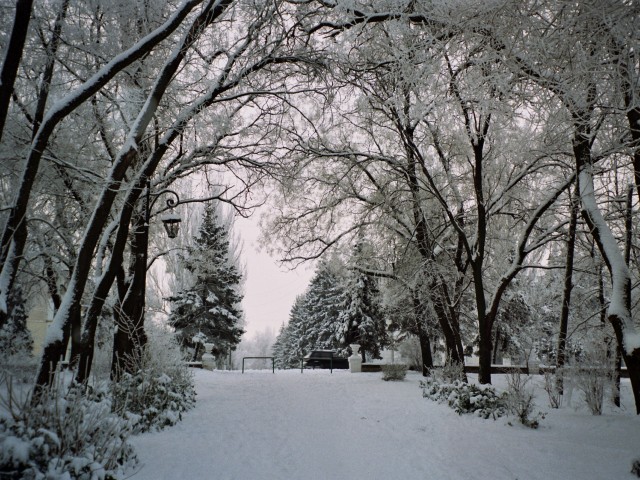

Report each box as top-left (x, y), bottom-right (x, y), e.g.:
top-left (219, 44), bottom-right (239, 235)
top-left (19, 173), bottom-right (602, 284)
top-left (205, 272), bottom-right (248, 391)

top-left (168, 202), bottom-right (244, 362)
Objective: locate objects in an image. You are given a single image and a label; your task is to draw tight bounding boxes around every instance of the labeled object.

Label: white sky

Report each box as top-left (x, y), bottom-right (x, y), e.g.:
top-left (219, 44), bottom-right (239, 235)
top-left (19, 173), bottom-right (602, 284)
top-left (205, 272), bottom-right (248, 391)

top-left (235, 214), bottom-right (314, 338)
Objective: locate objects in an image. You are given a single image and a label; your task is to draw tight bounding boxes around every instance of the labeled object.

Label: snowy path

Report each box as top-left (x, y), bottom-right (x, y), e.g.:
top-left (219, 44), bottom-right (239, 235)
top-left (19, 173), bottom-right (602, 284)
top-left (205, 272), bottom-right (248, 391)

top-left (129, 369), bottom-right (640, 480)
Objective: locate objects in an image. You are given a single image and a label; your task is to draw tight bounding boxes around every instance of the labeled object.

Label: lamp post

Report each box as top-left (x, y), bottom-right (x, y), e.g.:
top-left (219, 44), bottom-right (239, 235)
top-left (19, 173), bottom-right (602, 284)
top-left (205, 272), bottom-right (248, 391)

top-left (141, 178), bottom-right (182, 319)
top-left (146, 179), bottom-right (181, 238)
top-left (112, 179), bottom-right (182, 379)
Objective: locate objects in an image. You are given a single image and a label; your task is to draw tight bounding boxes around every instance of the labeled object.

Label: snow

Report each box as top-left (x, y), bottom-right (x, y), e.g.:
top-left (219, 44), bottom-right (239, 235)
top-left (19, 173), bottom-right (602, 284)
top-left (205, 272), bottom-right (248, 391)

top-left (1, 436), bottom-right (31, 466)
top-left (129, 369), bottom-right (640, 480)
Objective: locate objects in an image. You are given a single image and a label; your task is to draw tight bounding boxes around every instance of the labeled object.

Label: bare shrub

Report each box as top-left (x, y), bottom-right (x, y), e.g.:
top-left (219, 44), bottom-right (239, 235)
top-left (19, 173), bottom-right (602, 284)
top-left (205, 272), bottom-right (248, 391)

top-left (543, 371), bottom-right (562, 409)
top-left (566, 342), bottom-right (613, 415)
top-left (434, 362), bottom-right (466, 383)
top-left (505, 372), bottom-right (543, 428)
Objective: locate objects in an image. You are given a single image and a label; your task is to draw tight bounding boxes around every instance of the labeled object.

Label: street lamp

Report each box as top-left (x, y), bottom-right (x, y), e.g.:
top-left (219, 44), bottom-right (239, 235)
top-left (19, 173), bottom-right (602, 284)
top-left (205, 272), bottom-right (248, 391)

top-left (161, 214), bottom-right (181, 239)
top-left (146, 179), bottom-right (181, 238)
top-left (112, 180), bottom-right (183, 379)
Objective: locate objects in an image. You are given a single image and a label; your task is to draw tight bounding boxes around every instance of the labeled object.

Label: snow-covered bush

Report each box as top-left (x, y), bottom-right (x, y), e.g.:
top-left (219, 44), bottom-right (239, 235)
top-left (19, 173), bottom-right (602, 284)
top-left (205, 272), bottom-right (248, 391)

top-left (0, 373), bottom-right (136, 479)
top-left (111, 323), bottom-right (196, 432)
top-left (420, 377), bottom-right (507, 419)
top-left (381, 364), bottom-right (407, 381)
top-left (505, 372), bottom-right (543, 428)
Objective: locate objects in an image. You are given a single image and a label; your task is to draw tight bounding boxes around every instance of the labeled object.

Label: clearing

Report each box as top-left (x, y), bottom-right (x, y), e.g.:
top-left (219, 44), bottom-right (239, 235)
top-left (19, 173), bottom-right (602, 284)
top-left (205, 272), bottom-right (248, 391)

top-left (129, 369), bottom-right (640, 480)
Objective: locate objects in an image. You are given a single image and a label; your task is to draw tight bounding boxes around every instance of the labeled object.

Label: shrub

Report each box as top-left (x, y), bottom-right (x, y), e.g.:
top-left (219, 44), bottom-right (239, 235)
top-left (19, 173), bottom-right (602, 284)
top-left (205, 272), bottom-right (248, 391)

top-left (0, 373), bottom-right (136, 480)
top-left (111, 324), bottom-right (196, 433)
top-left (505, 372), bottom-right (543, 428)
top-left (631, 458), bottom-right (640, 477)
top-left (435, 362), bottom-right (466, 383)
top-left (381, 364), bottom-right (407, 381)
top-left (565, 342), bottom-right (613, 415)
top-left (543, 371), bottom-right (562, 409)
top-left (420, 377), bottom-right (507, 419)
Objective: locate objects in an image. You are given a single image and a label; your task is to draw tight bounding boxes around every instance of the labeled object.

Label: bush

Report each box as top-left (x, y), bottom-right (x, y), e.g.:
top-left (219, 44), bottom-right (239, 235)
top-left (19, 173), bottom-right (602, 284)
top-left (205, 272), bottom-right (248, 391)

top-left (631, 458), bottom-right (640, 477)
top-left (0, 373), bottom-right (136, 480)
top-left (436, 362), bottom-right (466, 383)
top-left (543, 371), bottom-right (562, 409)
top-left (381, 364), bottom-right (407, 381)
top-left (565, 342), bottom-right (614, 415)
top-left (111, 324), bottom-right (196, 433)
top-left (420, 377), bottom-right (507, 419)
top-left (505, 372), bottom-right (543, 428)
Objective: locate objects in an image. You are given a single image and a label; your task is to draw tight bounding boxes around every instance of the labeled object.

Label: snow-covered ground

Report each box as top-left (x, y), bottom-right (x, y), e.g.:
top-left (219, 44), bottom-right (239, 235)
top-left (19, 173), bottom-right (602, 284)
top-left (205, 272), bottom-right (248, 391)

top-left (129, 369), bottom-right (640, 480)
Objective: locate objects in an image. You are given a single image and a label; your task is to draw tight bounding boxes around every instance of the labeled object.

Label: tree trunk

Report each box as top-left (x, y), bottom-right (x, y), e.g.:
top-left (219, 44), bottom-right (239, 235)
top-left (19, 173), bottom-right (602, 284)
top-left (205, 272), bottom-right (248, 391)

top-left (556, 186), bottom-right (578, 393)
top-left (0, 0), bottom-right (34, 144)
top-left (111, 210), bottom-right (149, 380)
top-left (412, 292), bottom-right (433, 376)
top-left (473, 259), bottom-right (492, 384)
top-left (574, 116), bottom-right (640, 414)
top-left (492, 326), bottom-right (501, 365)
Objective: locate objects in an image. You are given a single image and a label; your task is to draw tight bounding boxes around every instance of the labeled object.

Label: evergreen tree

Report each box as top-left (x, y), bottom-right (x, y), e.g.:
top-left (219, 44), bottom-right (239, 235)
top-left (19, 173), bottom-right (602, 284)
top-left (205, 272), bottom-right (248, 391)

top-left (273, 258), bottom-right (346, 367)
top-left (0, 285), bottom-right (33, 357)
top-left (168, 202), bottom-right (244, 362)
top-left (336, 241), bottom-right (387, 361)
top-left (273, 297), bottom-right (309, 368)
top-left (302, 257), bottom-right (345, 350)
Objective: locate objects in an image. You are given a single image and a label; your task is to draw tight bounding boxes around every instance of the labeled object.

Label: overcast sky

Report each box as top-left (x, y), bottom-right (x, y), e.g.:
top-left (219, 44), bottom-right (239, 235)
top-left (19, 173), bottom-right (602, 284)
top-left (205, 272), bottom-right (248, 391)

top-left (235, 215), bottom-right (314, 339)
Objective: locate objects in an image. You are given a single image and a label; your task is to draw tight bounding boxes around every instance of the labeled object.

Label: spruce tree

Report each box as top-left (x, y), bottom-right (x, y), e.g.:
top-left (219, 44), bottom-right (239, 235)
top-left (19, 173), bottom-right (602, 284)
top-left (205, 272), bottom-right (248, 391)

top-left (337, 241), bottom-right (387, 361)
top-left (273, 258), bottom-right (346, 367)
top-left (168, 203), bottom-right (244, 362)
